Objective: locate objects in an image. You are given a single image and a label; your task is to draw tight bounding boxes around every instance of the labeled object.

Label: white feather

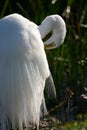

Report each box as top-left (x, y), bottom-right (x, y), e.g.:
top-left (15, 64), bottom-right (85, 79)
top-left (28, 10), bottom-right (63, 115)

top-left (0, 13), bottom-right (66, 130)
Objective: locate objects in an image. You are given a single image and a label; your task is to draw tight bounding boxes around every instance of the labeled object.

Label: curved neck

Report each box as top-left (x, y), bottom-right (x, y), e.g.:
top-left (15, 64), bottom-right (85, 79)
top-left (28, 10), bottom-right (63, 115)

top-left (38, 15), bottom-right (66, 48)
top-left (38, 17), bottom-right (53, 39)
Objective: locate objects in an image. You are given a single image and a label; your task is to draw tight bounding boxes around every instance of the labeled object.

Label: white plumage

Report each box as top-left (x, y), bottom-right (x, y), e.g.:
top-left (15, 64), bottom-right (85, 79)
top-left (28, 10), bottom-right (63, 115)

top-left (0, 14), bottom-right (66, 130)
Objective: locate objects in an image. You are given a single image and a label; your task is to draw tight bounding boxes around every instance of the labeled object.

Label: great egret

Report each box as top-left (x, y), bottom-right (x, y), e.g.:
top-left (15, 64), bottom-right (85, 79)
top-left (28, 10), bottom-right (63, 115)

top-left (0, 13), bottom-right (66, 130)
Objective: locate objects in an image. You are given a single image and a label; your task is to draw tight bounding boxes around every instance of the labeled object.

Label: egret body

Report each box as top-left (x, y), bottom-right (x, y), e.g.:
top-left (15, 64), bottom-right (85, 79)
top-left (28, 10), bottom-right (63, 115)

top-left (0, 14), bottom-right (66, 130)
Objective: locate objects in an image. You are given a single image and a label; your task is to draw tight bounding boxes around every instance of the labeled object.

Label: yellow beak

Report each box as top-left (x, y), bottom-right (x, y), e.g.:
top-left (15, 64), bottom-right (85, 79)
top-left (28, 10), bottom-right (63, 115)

top-left (44, 42), bottom-right (55, 49)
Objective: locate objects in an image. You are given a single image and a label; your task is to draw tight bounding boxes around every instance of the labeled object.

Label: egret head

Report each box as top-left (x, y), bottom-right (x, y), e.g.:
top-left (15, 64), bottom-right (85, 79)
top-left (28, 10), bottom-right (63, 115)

top-left (38, 15), bottom-right (66, 49)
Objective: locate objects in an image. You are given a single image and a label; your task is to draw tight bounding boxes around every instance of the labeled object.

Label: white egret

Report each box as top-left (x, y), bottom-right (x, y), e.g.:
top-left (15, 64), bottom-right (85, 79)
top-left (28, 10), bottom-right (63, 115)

top-left (0, 13), bottom-right (66, 130)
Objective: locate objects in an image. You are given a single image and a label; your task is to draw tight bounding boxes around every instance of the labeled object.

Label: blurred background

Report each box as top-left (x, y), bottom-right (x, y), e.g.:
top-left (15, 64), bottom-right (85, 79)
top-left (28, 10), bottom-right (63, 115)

top-left (0, 0), bottom-right (87, 128)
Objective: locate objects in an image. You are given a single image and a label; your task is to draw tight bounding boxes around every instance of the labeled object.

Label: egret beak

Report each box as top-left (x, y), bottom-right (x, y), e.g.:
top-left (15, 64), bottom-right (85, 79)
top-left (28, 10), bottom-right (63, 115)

top-left (44, 42), bottom-right (55, 49)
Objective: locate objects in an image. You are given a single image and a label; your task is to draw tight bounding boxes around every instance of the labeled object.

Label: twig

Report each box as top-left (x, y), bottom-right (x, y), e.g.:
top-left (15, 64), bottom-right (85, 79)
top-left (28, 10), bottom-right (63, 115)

top-left (80, 24), bottom-right (87, 28)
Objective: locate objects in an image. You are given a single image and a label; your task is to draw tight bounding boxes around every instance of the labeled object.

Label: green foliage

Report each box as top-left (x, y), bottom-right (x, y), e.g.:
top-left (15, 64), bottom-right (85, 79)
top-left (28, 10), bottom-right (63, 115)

top-left (59, 119), bottom-right (87, 130)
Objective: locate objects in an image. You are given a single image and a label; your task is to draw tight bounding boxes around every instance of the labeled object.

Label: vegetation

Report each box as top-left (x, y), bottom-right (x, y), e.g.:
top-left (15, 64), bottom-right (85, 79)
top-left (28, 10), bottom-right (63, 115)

top-left (0, 0), bottom-right (87, 129)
